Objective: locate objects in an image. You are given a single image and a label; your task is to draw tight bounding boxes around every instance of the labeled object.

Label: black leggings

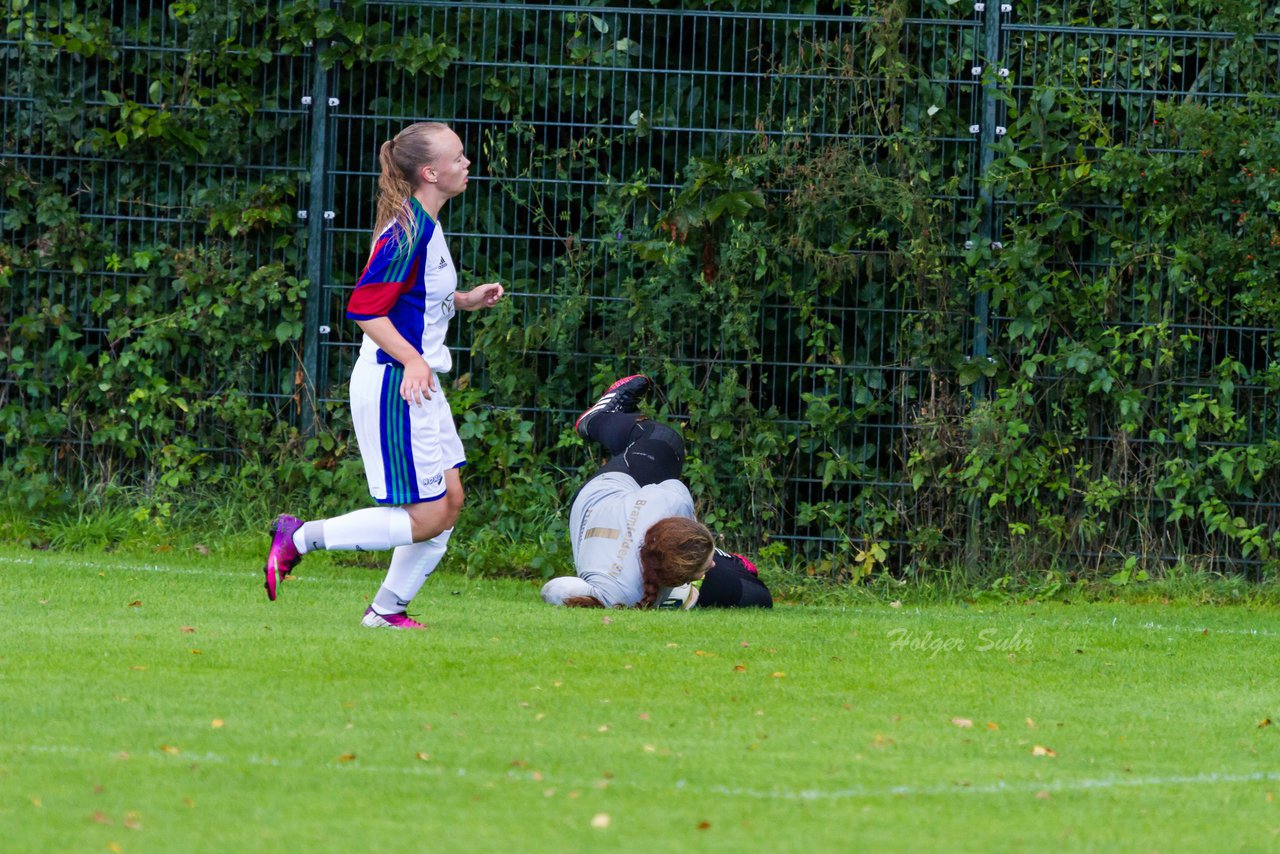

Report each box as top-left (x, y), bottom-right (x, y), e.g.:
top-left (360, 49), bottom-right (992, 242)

top-left (584, 412), bottom-right (685, 488)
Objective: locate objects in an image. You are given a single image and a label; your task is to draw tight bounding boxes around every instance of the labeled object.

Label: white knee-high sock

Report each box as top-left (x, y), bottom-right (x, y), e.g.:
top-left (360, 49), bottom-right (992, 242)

top-left (371, 528), bottom-right (453, 615)
top-left (292, 506), bottom-right (415, 554)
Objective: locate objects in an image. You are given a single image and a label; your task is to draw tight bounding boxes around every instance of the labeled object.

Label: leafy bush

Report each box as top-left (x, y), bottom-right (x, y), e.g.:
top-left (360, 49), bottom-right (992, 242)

top-left (2, 0), bottom-right (1277, 581)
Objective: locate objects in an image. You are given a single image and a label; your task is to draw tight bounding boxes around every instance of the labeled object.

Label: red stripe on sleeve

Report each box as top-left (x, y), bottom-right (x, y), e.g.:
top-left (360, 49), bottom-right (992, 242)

top-left (346, 230), bottom-right (415, 319)
top-left (346, 281), bottom-right (405, 319)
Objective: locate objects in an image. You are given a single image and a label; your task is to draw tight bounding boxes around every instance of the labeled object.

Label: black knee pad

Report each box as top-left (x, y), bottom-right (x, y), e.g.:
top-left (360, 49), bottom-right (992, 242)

top-left (632, 419), bottom-right (685, 462)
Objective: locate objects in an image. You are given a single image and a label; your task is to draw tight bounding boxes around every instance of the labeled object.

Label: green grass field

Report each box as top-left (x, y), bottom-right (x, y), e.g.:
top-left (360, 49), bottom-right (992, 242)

top-left (2, 544), bottom-right (1278, 853)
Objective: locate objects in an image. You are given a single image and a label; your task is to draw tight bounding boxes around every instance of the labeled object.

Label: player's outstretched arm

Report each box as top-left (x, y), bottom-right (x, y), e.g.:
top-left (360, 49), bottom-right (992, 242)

top-left (455, 282), bottom-right (504, 311)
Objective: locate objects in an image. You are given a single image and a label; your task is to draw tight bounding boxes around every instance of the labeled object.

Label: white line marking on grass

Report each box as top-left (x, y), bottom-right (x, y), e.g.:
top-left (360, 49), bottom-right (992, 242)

top-left (703, 770), bottom-right (1280, 800)
top-left (11, 742), bottom-right (1279, 800)
top-left (0, 554), bottom-right (364, 585)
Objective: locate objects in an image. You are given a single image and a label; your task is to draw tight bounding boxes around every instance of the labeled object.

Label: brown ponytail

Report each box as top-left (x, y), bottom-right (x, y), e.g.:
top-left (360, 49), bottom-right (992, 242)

top-left (636, 517), bottom-right (714, 609)
top-left (372, 122), bottom-right (450, 257)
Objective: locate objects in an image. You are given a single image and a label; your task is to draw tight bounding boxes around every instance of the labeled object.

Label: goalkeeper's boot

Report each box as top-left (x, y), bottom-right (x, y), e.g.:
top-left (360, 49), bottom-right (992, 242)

top-left (575, 375), bottom-right (651, 438)
top-left (263, 514), bottom-right (303, 601)
top-left (361, 607), bottom-right (428, 630)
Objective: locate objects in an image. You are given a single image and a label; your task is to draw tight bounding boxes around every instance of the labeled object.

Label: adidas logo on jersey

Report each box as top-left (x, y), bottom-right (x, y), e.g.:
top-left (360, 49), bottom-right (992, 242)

top-left (437, 257), bottom-right (448, 269)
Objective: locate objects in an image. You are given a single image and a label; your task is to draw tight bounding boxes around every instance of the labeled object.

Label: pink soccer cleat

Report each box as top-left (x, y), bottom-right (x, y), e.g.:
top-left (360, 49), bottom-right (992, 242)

top-left (361, 607), bottom-right (428, 630)
top-left (263, 514), bottom-right (303, 601)
top-left (574, 375), bottom-right (652, 437)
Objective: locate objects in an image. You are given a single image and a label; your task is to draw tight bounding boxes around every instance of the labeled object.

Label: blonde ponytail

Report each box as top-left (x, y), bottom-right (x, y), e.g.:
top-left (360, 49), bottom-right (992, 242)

top-left (372, 122), bottom-right (451, 257)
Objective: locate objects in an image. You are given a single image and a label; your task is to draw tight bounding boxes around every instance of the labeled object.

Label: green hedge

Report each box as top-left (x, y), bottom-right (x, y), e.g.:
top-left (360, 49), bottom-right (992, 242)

top-left (2, 0), bottom-right (1277, 580)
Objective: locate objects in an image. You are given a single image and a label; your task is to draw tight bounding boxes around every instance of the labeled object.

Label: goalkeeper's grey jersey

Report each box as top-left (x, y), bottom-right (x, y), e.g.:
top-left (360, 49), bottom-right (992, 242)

top-left (569, 472), bottom-right (695, 607)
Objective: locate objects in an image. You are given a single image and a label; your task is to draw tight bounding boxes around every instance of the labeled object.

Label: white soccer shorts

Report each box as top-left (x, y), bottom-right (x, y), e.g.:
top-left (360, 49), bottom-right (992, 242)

top-left (349, 358), bottom-right (466, 504)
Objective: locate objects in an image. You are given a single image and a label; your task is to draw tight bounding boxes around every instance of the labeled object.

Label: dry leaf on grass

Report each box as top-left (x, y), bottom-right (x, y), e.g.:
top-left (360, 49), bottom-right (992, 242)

top-left (951, 718), bottom-right (973, 729)
top-left (1031, 745), bottom-right (1057, 757)
top-left (591, 813), bottom-right (610, 829)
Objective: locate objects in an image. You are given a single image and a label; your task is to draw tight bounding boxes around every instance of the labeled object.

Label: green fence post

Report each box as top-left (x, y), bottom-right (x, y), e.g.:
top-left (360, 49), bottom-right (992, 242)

top-left (964, 0), bottom-right (1006, 580)
top-left (300, 0), bottom-right (333, 436)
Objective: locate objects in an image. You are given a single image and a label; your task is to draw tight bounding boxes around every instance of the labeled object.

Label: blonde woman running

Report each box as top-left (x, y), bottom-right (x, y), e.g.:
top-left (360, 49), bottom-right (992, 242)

top-left (262, 122), bottom-right (503, 629)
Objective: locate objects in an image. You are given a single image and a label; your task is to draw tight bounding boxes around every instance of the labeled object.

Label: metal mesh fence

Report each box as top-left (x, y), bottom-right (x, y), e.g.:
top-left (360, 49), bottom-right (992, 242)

top-left (1, 1), bottom-right (314, 448)
top-left (2, 0), bottom-right (1277, 568)
top-left (989, 6), bottom-right (1280, 566)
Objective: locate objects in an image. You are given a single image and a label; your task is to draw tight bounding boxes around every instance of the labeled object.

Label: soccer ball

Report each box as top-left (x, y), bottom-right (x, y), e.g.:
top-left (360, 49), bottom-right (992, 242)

top-left (657, 583), bottom-right (698, 610)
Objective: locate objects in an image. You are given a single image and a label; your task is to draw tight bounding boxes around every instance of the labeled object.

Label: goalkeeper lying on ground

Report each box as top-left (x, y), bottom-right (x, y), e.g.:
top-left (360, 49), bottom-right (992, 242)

top-left (540, 375), bottom-right (772, 610)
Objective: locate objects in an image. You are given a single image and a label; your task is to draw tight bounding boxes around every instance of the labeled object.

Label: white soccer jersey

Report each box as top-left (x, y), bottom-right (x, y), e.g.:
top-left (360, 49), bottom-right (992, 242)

top-left (347, 200), bottom-right (458, 373)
